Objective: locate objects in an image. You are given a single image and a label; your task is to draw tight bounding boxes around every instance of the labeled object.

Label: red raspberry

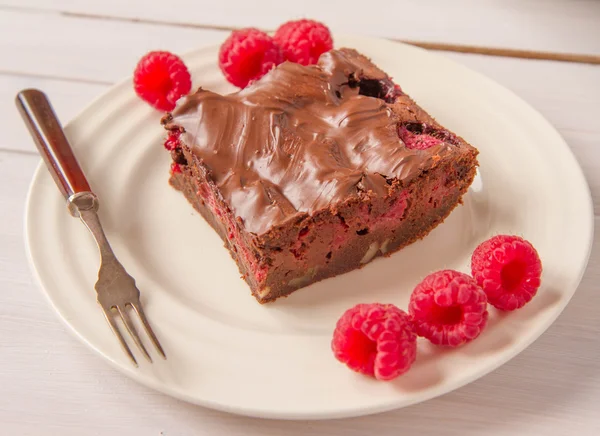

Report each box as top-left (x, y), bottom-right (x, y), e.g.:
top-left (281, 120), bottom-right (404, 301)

top-left (274, 19), bottom-right (333, 65)
top-left (219, 28), bottom-right (283, 88)
top-left (409, 270), bottom-right (488, 347)
top-left (164, 130), bottom-right (180, 151)
top-left (170, 162), bottom-right (182, 174)
top-left (398, 125), bottom-right (444, 150)
top-left (133, 51), bottom-right (192, 112)
top-left (471, 235), bottom-right (542, 311)
top-left (331, 303), bottom-right (416, 381)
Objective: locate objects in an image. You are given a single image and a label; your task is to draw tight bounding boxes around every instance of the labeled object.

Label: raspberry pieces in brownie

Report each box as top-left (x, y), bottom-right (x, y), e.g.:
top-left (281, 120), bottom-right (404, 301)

top-left (162, 48), bottom-right (478, 303)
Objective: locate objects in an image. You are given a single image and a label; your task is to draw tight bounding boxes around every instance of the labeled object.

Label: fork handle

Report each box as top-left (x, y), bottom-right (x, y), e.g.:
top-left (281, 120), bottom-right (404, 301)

top-left (16, 88), bottom-right (93, 199)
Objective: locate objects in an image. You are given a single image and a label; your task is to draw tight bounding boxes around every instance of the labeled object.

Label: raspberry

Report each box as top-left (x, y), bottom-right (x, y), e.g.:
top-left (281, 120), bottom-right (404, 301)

top-left (409, 270), bottom-right (488, 347)
top-left (471, 235), bottom-right (542, 311)
top-left (398, 125), bottom-right (444, 150)
top-left (133, 51), bottom-right (192, 111)
top-left (274, 19), bottom-right (333, 66)
top-left (219, 28), bottom-right (283, 88)
top-left (170, 162), bottom-right (182, 174)
top-left (164, 130), bottom-right (180, 151)
top-left (331, 303), bottom-right (416, 381)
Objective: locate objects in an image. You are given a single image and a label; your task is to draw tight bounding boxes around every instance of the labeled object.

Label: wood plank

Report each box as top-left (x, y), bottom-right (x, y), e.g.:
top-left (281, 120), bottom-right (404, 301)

top-left (439, 52), bottom-right (600, 215)
top-left (3, 9), bottom-right (599, 120)
top-left (0, 73), bottom-right (108, 153)
top-left (2, 3), bottom-right (600, 434)
top-left (413, 42), bottom-right (600, 66)
top-left (434, 52), bottom-right (600, 135)
top-left (0, 9), bottom-right (228, 83)
top-left (1, 150), bottom-right (598, 434)
top-left (2, 0), bottom-right (600, 56)
top-left (2, 9), bottom-right (598, 200)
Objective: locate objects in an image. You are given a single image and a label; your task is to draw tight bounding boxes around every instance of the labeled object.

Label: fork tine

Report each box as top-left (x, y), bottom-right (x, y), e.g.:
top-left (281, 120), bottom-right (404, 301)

top-left (115, 305), bottom-right (152, 363)
top-left (100, 305), bottom-right (138, 367)
top-left (129, 302), bottom-right (166, 359)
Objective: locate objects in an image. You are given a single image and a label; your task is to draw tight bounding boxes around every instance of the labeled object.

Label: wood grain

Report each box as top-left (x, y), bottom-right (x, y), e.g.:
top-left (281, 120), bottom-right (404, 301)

top-left (1, 152), bottom-right (598, 436)
top-left (1, 2), bottom-right (600, 435)
top-left (0, 73), bottom-right (108, 153)
top-left (2, 10), bottom-right (599, 157)
top-left (0, 9), bottom-right (227, 82)
top-left (2, 0), bottom-right (600, 56)
top-left (405, 41), bottom-right (600, 65)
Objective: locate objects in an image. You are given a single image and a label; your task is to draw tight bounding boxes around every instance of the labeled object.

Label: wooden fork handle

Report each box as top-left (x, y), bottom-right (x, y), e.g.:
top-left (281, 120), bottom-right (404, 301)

top-left (16, 88), bottom-right (92, 199)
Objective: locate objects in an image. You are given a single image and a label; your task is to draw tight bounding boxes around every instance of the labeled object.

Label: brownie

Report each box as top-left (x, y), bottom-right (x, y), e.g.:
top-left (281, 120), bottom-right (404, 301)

top-left (161, 48), bottom-right (478, 303)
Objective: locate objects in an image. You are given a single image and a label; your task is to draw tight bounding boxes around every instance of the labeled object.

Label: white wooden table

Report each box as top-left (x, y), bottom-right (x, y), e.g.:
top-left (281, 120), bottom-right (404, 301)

top-left (1, 1), bottom-right (599, 434)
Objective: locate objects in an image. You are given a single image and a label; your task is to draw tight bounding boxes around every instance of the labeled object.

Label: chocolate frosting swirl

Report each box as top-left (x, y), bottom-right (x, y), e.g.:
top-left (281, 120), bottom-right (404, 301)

top-left (169, 49), bottom-right (453, 234)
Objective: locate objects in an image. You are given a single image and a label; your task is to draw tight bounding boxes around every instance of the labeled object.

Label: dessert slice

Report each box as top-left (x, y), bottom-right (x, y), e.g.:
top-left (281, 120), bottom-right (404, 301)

top-left (162, 48), bottom-right (478, 303)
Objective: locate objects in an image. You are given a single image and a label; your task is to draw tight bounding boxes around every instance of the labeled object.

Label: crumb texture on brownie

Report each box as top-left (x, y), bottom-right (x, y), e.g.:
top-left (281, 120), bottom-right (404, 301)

top-left (164, 48), bottom-right (466, 235)
top-left (163, 48), bottom-right (478, 303)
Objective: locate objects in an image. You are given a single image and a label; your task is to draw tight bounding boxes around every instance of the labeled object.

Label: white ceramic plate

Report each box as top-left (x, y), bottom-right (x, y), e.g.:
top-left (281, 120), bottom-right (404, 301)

top-left (25, 35), bottom-right (593, 420)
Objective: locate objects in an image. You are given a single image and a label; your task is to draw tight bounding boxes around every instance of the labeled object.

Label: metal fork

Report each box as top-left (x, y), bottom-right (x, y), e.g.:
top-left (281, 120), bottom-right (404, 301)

top-left (16, 89), bottom-right (166, 366)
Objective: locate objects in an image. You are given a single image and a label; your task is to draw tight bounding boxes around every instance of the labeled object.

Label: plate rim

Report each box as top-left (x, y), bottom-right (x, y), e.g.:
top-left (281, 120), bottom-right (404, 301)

top-left (23, 34), bottom-right (595, 419)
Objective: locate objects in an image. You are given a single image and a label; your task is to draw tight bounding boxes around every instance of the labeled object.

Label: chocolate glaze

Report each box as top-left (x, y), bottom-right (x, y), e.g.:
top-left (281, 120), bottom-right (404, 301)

top-left (166, 48), bottom-right (456, 234)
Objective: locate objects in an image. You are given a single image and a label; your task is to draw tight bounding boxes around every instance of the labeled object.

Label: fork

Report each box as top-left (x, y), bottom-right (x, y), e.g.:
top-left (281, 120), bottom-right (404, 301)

top-left (16, 89), bottom-right (166, 366)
